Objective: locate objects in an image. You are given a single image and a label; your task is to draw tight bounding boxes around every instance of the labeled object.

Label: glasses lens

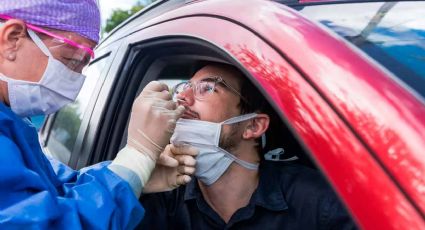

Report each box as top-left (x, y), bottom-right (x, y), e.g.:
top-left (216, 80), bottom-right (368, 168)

top-left (33, 29), bottom-right (93, 73)
top-left (195, 81), bottom-right (215, 99)
top-left (48, 40), bottom-right (92, 73)
top-left (172, 79), bottom-right (216, 101)
top-left (172, 82), bottom-right (189, 101)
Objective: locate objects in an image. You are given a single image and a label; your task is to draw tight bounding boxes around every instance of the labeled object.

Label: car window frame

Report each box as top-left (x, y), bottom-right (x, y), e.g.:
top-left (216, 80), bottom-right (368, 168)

top-left (56, 6), bottom-right (424, 226)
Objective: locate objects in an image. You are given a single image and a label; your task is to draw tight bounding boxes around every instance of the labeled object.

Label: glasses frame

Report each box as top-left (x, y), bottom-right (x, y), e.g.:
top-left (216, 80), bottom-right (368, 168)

top-left (0, 14), bottom-right (94, 58)
top-left (172, 76), bottom-right (249, 104)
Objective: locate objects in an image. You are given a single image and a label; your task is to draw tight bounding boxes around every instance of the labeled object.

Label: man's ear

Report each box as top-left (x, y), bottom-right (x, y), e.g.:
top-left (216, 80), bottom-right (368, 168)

top-left (242, 113), bottom-right (270, 139)
top-left (0, 19), bottom-right (27, 61)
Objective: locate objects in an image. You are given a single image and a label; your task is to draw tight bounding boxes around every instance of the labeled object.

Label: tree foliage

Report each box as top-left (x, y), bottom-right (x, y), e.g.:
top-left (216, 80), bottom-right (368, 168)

top-left (104, 1), bottom-right (146, 33)
top-left (52, 103), bottom-right (82, 151)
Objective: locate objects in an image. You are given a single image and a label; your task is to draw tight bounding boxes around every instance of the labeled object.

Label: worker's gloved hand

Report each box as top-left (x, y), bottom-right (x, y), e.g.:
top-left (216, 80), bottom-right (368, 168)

top-left (143, 144), bottom-right (198, 193)
top-left (109, 81), bottom-right (186, 197)
top-left (127, 81), bottom-right (185, 161)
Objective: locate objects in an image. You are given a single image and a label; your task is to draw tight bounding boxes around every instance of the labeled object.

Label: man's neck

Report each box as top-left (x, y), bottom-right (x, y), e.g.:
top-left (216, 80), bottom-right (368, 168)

top-left (198, 146), bottom-right (260, 223)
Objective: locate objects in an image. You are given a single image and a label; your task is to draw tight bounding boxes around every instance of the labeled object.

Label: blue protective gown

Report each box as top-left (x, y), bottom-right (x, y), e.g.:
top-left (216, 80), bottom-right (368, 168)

top-left (0, 103), bottom-right (144, 229)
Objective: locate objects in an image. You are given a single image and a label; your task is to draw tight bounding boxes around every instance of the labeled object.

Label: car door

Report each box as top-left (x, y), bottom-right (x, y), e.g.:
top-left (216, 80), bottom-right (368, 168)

top-left (99, 1), bottom-right (424, 229)
top-left (41, 0), bottom-right (425, 229)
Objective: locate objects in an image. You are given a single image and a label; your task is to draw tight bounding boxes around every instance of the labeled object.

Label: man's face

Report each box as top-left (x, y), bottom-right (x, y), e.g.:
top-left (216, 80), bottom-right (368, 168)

top-left (177, 65), bottom-right (242, 122)
top-left (176, 64), bottom-right (246, 151)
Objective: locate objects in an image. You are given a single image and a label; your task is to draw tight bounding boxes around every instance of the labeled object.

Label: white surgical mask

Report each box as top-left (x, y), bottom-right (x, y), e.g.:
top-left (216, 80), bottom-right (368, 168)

top-left (0, 28), bottom-right (85, 117)
top-left (171, 113), bottom-right (259, 185)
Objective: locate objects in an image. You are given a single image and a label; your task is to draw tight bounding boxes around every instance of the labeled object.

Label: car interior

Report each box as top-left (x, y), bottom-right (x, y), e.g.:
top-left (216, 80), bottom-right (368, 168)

top-left (111, 38), bottom-right (316, 169)
top-left (41, 36), bottom-right (355, 224)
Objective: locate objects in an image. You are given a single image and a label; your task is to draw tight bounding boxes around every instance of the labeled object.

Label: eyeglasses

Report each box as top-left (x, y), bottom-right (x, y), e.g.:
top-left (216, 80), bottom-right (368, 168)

top-left (0, 14), bottom-right (94, 72)
top-left (172, 76), bottom-right (249, 104)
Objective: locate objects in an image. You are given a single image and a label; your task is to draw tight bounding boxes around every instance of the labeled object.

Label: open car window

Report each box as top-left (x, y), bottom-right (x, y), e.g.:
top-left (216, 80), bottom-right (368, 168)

top-left (297, 1), bottom-right (425, 100)
top-left (44, 55), bottom-right (110, 164)
top-left (117, 40), bottom-right (357, 228)
top-left (115, 41), bottom-right (318, 170)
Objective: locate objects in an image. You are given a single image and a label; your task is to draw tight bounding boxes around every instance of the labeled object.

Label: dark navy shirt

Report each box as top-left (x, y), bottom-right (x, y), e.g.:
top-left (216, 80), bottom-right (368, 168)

top-left (138, 161), bottom-right (357, 230)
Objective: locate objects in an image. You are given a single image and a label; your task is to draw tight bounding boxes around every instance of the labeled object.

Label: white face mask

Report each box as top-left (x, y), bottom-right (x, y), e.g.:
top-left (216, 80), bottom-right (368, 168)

top-left (171, 113), bottom-right (259, 185)
top-left (0, 28), bottom-right (85, 117)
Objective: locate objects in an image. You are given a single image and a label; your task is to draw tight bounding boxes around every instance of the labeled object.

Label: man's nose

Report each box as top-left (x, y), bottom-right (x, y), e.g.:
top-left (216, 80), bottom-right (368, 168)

top-left (176, 87), bottom-right (195, 106)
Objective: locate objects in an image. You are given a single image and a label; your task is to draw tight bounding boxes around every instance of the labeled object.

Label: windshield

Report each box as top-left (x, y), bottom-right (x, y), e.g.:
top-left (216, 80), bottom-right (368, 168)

top-left (295, 1), bottom-right (425, 99)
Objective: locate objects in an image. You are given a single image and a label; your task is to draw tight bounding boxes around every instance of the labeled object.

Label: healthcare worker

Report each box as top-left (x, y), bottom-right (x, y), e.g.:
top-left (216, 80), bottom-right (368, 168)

top-left (0, 0), bottom-right (197, 229)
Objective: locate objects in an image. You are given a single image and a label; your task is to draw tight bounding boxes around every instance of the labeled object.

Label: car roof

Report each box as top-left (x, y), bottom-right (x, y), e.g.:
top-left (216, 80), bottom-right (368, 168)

top-left (97, 0), bottom-right (405, 50)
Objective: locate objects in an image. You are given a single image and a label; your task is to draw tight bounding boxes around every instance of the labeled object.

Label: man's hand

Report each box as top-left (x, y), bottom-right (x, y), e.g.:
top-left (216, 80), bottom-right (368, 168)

top-left (143, 144), bottom-right (198, 193)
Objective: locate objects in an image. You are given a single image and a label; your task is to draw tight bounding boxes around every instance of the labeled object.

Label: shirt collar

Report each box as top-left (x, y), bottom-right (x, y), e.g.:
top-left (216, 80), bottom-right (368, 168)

top-left (184, 176), bottom-right (198, 201)
top-left (251, 162), bottom-right (288, 211)
top-left (184, 161), bottom-right (288, 211)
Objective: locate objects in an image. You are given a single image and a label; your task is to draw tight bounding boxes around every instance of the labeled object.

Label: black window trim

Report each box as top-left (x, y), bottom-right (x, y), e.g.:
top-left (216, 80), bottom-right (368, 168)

top-left (85, 36), bottom-right (315, 171)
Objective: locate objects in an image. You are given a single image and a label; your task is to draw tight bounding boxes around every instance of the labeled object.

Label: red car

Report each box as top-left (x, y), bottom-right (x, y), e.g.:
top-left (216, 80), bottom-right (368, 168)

top-left (40, 0), bottom-right (425, 229)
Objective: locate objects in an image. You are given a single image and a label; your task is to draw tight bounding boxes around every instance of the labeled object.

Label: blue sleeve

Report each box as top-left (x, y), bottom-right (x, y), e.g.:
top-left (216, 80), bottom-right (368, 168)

top-left (0, 136), bottom-right (145, 230)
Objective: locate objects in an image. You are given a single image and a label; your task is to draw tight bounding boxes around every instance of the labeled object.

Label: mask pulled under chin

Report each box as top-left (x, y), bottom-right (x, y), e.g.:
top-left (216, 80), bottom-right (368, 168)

top-left (170, 113), bottom-right (259, 185)
top-left (0, 29), bottom-right (85, 117)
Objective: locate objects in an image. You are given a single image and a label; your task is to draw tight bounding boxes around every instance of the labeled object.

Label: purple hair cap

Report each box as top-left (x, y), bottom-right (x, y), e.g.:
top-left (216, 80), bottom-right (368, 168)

top-left (0, 0), bottom-right (101, 43)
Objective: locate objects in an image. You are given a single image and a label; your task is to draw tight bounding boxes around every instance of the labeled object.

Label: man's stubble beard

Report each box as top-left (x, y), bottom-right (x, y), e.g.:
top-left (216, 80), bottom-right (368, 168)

top-left (219, 123), bottom-right (244, 153)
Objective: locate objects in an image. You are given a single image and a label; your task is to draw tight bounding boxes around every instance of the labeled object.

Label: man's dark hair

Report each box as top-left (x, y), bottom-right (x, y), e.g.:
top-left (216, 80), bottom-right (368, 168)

top-left (237, 72), bottom-right (285, 156)
top-left (201, 63), bottom-right (284, 154)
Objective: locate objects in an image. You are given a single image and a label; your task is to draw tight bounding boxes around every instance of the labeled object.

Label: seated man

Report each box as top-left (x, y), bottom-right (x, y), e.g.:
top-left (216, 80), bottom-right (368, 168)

top-left (138, 63), bottom-right (356, 229)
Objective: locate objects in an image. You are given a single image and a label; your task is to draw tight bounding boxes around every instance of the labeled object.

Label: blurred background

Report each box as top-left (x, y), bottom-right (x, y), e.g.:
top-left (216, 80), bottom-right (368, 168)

top-left (98, 0), bottom-right (157, 38)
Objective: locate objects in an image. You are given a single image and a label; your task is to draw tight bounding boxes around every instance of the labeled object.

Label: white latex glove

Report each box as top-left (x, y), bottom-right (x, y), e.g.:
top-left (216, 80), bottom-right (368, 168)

top-left (127, 81), bottom-right (185, 161)
top-left (143, 144), bottom-right (198, 193)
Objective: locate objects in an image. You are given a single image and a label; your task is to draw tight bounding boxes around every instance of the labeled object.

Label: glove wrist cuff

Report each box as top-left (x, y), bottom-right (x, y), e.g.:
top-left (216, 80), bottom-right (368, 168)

top-left (110, 146), bottom-right (156, 189)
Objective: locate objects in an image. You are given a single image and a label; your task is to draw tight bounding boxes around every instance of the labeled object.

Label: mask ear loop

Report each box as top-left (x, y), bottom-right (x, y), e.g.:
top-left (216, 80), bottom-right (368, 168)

top-left (27, 29), bottom-right (53, 58)
top-left (219, 113), bottom-right (260, 170)
top-left (222, 113), bottom-right (264, 148)
top-left (261, 134), bottom-right (266, 148)
top-left (221, 113), bottom-right (258, 125)
top-left (217, 112), bottom-right (257, 147)
top-left (225, 152), bottom-right (259, 170)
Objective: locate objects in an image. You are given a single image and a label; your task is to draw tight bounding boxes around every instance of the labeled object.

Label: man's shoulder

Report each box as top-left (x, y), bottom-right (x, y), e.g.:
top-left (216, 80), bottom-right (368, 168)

top-left (262, 160), bottom-right (323, 180)
top-left (261, 161), bottom-right (334, 198)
